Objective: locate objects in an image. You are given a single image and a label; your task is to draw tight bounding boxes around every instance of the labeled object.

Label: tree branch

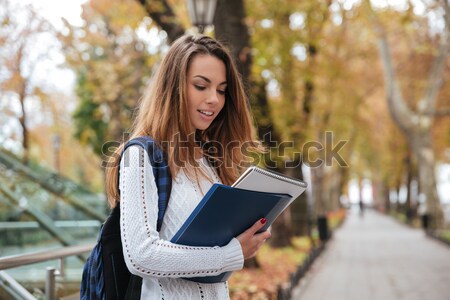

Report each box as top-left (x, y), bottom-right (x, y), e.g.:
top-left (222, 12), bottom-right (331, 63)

top-left (138, 0), bottom-right (185, 43)
top-left (429, 107), bottom-right (450, 117)
top-left (421, 0), bottom-right (450, 116)
top-left (365, 0), bottom-right (415, 133)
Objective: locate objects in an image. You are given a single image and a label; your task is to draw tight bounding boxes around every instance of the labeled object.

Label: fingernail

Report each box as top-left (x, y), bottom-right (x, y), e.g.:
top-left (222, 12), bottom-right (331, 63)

top-left (260, 218), bottom-right (267, 224)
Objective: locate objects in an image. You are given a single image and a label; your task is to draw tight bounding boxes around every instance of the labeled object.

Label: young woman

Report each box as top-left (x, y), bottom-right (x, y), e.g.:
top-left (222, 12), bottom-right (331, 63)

top-left (106, 34), bottom-right (271, 300)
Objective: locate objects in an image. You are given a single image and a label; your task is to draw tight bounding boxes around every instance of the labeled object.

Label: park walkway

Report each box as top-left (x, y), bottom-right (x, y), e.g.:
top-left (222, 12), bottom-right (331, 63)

top-left (291, 209), bottom-right (450, 300)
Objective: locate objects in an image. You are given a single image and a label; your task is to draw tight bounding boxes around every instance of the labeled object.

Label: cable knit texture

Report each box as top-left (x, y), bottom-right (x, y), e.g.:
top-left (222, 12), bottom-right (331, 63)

top-left (120, 146), bottom-right (244, 299)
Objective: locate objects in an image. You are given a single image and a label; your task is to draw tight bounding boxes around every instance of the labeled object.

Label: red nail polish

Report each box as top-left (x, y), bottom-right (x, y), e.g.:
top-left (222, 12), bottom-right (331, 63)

top-left (260, 218), bottom-right (267, 224)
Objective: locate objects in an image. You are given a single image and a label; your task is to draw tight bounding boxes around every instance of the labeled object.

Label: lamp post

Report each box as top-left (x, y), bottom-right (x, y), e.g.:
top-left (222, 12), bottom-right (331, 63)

top-left (187, 0), bottom-right (218, 34)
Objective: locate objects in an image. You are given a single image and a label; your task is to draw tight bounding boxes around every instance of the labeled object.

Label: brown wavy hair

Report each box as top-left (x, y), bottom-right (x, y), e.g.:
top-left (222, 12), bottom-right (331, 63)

top-left (105, 34), bottom-right (263, 208)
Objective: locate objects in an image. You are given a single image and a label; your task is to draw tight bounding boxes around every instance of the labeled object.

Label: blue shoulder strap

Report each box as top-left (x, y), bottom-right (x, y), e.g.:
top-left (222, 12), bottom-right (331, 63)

top-left (122, 136), bottom-right (172, 231)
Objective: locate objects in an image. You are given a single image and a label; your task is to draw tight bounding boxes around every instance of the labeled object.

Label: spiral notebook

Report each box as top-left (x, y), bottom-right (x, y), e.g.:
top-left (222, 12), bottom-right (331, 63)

top-left (232, 166), bottom-right (307, 199)
top-left (171, 166), bottom-right (307, 284)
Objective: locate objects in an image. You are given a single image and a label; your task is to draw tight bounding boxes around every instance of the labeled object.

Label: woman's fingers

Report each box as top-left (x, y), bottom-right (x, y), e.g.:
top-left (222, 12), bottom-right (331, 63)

top-left (236, 218), bottom-right (271, 259)
top-left (248, 218), bottom-right (267, 235)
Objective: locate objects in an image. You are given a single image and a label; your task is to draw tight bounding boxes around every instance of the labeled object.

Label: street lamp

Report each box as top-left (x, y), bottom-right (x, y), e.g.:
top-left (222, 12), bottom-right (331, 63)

top-left (187, 0), bottom-right (218, 34)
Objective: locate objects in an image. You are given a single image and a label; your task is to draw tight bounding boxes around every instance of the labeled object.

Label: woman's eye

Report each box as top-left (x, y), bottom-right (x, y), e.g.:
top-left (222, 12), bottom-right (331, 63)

top-left (194, 85), bottom-right (206, 91)
top-left (217, 90), bottom-right (226, 95)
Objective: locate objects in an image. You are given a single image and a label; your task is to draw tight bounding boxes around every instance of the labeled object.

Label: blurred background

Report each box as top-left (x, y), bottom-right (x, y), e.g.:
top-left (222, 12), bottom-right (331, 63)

top-left (0, 0), bottom-right (449, 299)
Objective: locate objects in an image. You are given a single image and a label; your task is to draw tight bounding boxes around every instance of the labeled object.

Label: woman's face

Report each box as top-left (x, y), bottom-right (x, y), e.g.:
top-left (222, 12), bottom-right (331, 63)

top-left (186, 54), bottom-right (227, 133)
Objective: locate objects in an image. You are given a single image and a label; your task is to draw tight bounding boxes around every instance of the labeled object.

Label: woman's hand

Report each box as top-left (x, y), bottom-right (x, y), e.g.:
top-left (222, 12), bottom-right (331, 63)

top-left (236, 218), bottom-right (271, 259)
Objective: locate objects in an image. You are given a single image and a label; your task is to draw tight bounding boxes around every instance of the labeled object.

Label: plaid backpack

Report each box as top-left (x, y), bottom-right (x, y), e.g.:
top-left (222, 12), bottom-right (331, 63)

top-left (80, 136), bottom-right (172, 300)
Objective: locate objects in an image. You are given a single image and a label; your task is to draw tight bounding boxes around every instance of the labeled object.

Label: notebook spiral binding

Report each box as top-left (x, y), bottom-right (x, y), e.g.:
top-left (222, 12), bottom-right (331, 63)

top-left (251, 166), bottom-right (307, 187)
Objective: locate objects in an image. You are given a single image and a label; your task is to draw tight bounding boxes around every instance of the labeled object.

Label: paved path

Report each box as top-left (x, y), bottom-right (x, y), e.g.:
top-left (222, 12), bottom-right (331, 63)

top-left (291, 210), bottom-right (450, 300)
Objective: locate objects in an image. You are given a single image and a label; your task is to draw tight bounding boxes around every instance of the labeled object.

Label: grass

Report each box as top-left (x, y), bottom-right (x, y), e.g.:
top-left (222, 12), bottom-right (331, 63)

top-left (389, 210), bottom-right (421, 228)
top-left (435, 229), bottom-right (450, 243)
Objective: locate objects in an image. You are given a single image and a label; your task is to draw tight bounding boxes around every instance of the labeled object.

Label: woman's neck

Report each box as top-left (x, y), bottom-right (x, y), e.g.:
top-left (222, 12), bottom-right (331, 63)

top-left (194, 148), bottom-right (203, 160)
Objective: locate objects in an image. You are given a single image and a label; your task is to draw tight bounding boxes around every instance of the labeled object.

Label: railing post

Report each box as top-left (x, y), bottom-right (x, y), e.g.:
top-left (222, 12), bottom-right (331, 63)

top-left (45, 267), bottom-right (58, 300)
top-left (59, 258), bottom-right (65, 277)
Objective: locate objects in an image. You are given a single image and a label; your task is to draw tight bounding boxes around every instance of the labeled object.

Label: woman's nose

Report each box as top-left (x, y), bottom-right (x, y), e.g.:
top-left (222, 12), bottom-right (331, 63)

top-left (206, 90), bottom-right (219, 104)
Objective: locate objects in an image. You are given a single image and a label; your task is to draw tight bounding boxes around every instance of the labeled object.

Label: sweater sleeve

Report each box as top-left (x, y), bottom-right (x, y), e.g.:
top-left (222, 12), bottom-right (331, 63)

top-left (119, 146), bottom-right (244, 278)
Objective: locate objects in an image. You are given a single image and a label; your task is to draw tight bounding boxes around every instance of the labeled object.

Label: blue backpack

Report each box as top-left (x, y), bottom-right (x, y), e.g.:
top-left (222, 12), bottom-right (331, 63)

top-left (80, 137), bottom-right (172, 300)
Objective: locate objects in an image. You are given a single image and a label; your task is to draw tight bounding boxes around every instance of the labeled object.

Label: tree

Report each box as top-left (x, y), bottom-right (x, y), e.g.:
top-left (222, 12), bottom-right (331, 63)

top-left (0, 0), bottom-right (54, 163)
top-left (60, 0), bottom-right (161, 155)
top-left (366, 0), bottom-right (449, 229)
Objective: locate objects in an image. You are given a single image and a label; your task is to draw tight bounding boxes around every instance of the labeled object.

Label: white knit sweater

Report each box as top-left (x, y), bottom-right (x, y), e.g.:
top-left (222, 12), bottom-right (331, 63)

top-left (119, 146), bottom-right (244, 300)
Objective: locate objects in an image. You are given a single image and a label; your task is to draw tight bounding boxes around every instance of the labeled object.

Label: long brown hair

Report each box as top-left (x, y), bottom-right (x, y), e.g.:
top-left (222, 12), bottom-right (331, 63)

top-left (105, 34), bottom-right (263, 207)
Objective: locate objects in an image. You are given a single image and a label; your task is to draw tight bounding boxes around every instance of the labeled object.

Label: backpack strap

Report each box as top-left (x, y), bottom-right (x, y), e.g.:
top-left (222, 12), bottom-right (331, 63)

top-left (122, 136), bottom-right (172, 231)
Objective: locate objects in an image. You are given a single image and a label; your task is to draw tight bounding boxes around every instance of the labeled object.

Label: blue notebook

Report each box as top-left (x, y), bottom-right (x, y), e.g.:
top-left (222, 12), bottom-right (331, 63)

top-left (170, 184), bottom-right (293, 283)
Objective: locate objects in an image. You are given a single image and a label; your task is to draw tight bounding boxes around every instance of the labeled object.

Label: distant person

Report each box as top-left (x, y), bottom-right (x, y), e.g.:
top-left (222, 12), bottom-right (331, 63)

top-left (359, 199), bottom-right (364, 217)
top-left (105, 35), bottom-right (271, 299)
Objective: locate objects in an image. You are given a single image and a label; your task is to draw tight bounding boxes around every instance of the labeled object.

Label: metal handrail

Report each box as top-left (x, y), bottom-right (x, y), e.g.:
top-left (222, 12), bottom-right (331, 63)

top-left (0, 243), bottom-right (94, 300)
top-left (0, 271), bottom-right (36, 300)
top-left (0, 243), bottom-right (94, 270)
top-left (0, 220), bottom-right (101, 229)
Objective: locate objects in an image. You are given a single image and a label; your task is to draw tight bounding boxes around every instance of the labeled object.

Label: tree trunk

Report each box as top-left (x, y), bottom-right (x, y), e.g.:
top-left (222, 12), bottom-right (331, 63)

top-left (316, 164), bottom-right (330, 242)
top-left (312, 128), bottom-right (327, 218)
top-left (214, 0), bottom-right (251, 89)
top-left (372, 177), bottom-right (384, 212)
top-left (110, 99), bottom-right (124, 145)
top-left (269, 166), bottom-right (295, 247)
top-left (292, 188), bottom-right (311, 236)
top-left (329, 168), bottom-right (342, 212)
top-left (18, 83), bottom-right (28, 165)
top-left (411, 132), bottom-right (444, 228)
top-left (269, 208), bottom-right (293, 247)
top-left (404, 153), bottom-right (413, 222)
top-left (291, 161), bottom-right (310, 236)
top-left (312, 162), bottom-right (326, 217)
top-left (394, 171), bottom-right (402, 213)
top-left (384, 182), bottom-right (391, 213)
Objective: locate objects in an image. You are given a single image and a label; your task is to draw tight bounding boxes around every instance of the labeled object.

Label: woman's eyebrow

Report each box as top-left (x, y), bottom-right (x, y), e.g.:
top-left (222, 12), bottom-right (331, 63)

top-left (194, 75), bottom-right (227, 85)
